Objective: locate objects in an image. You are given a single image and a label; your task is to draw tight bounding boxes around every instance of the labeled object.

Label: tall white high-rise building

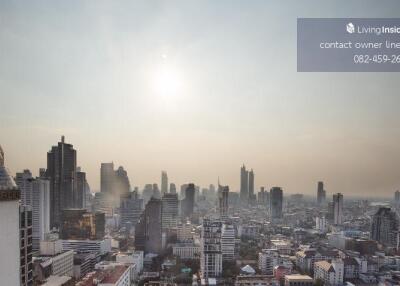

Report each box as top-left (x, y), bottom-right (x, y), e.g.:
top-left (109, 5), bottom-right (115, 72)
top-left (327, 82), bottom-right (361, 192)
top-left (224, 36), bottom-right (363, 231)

top-left (221, 223), bottom-right (235, 261)
top-left (333, 193), bottom-right (343, 225)
top-left (200, 219), bottom-right (222, 278)
top-left (0, 145), bottom-right (22, 285)
top-left (15, 170), bottom-right (50, 250)
top-left (32, 178), bottom-right (51, 247)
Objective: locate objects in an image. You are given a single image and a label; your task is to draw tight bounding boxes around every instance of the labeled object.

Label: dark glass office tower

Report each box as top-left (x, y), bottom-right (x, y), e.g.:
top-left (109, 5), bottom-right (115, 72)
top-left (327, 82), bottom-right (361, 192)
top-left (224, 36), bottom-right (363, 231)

top-left (46, 136), bottom-right (77, 228)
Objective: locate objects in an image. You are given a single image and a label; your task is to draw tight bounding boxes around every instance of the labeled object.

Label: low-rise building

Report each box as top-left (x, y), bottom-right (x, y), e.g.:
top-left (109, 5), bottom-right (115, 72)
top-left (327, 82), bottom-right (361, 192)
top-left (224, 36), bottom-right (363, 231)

top-left (284, 274), bottom-right (313, 286)
top-left (172, 243), bottom-right (200, 259)
top-left (314, 260), bottom-right (344, 286)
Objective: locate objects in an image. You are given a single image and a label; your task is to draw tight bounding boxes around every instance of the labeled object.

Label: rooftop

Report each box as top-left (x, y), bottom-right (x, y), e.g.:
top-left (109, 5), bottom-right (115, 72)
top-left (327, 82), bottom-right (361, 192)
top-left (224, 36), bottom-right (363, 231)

top-left (101, 265), bottom-right (129, 284)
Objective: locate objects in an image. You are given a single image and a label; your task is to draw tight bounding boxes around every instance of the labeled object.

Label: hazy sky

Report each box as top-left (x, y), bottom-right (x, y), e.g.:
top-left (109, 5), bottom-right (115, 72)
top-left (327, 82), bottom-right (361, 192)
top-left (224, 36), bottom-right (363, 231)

top-left (1, 0), bottom-right (400, 196)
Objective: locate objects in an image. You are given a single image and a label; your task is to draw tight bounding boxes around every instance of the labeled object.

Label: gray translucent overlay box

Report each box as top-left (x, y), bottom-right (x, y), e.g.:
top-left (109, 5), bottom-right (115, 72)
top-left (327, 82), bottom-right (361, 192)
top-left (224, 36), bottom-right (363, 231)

top-left (297, 18), bottom-right (400, 72)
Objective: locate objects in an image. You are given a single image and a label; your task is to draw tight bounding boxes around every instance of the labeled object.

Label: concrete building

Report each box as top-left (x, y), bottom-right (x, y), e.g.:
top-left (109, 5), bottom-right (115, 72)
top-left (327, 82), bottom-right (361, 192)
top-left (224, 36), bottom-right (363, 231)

top-left (200, 219), bottom-right (222, 279)
top-left (221, 223), bottom-right (235, 261)
top-left (172, 243), bottom-right (201, 259)
top-left (162, 193), bottom-right (179, 229)
top-left (248, 169), bottom-right (255, 205)
top-left (20, 205), bottom-right (34, 286)
top-left (61, 238), bottom-right (111, 255)
top-left (314, 259), bottom-right (344, 286)
top-left (177, 221), bottom-right (194, 242)
top-left (16, 169), bottom-right (51, 250)
top-left (317, 181), bottom-right (326, 205)
top-left (60, 209), bottom-right (105, 240)
top-left (270, 187), bottom-right (283, 220)
top-left (218, 185), bottom-right (229, 220)
top-left (161, 171), bottom-right (168, 195)
top-left (135, 197), bottom-right (163, 254)
top-left (316, 215), bottom-right (327, 233)
top-left (371, 207), bottom-right (400, 248)
top-left (258, 249), bottom-right (280, 275)
top-left (240, 164), bottom-right (249, 206)
top-left (39, 237), bottom-right (74, 277)
top-left (284, 274), bottom-right (313, 286)
top-left (333, 193), bottom-right (343, 225)
top-left (120, 191), bottom-right (143, 230)
top-left (181, 184), bottom-right (195, 219)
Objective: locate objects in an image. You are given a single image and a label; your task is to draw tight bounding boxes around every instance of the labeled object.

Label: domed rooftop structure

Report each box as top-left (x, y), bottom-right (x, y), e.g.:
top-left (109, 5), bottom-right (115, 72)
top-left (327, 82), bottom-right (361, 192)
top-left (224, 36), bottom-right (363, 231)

top-left (0, 144), bottom-right (17, 190)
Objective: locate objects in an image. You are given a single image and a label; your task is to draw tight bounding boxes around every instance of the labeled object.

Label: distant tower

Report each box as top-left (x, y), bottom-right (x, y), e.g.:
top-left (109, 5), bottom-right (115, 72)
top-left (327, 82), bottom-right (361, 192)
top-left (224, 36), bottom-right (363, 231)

top-left (100, 162), bottom-right (115, 194)
top-left (76, 167), bottom-right (87, 209)
top-left (248, 169), bottom-right (255, 205)
top-left (240, 165), bottom-right (249, 206)
top-left (46, 136), bottom-right (77, 228)
top-left (333, 193), bottom-right (343, 225)
top-left (181, 184), bottom-right (195, 219)
top-left (120, 191), bottom-right (143, 230)
top-left (218, 185), bottom-right (229, 220)
top-left (395, 191), bottom-right (400, 206)
top-left (270, 187), bottom-right (283, 220)
top-left (317, 181), bottom-right (326, 205)
top-left (169, 183), bottom-right (176, 194)
top-left (162, 193), bottom-right (179, 229)
top-left (161, 171), bottom-right (168, 195)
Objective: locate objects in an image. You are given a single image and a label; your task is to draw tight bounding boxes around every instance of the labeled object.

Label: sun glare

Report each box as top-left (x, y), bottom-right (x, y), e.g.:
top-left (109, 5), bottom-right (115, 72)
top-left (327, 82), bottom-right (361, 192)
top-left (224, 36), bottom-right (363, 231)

top-left (153, 64), bottom-right (183, 99)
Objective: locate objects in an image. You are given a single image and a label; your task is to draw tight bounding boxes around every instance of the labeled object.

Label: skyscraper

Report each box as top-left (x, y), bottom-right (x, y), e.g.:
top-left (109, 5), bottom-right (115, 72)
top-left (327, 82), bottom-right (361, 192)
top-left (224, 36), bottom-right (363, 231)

top-left (395, 190), bottom-right (400, 206)
top-left (135, 198), bottom-right (162, 254)
top-left (240, 164), bottom-right (249, 206)
top-left (16, 171), bottom-right (50, 251)
top-left (15, 169), bottom-right (33, 206)
top-left (100, 162), bottom-right (115, 194)
top-left (32, 177), bottom-right (51, 249)
top-left (76, 167), bottom-right (88, 209)
top-left (46, 136), bottom-right (77, 228)
top-left (0, 145), bottom-right (21, 285)
top-left (169, 183), bottom-right (176, 194)
top-left (221, 223), bottom-right (235, 261)
top-left (270, 187), bottom-right (283, 220)
top-left (162, 193), bottom-right (179, 229)
top-left (200, 219), bottom-right (222, 278)
top-left (317, 181), bottom-right (326, 205)
top-left (371, 207), bottom-right (400, 248)
top-left (161, 171), bottom-right (168, 195)
top-left (115, 166), bottom-right (130, 195)
top-left (248, 169), bottom-right (255, 205)
top-left (120, 191), bottom-right (143, 230)
top-left (100, 163), bottom-right (131, 207)
top-left (218, 185), bottom-right (229, 220)
top-left (333, 193), bottom-right (343, 225)
top-left (181, 183), bottom-right (195, 219)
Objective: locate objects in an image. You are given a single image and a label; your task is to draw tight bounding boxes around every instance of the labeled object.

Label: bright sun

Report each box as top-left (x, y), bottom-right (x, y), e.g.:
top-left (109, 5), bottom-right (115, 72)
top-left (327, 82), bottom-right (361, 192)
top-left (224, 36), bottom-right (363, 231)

top-left (152, 55), bottom-right (184, 99)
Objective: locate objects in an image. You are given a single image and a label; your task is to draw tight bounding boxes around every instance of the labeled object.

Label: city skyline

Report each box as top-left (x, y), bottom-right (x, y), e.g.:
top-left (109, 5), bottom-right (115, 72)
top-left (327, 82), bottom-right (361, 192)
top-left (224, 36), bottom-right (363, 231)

top-left (2, 1), bottom-right (400, 196)
top-left (1, 136), bottom-right (400, 198)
